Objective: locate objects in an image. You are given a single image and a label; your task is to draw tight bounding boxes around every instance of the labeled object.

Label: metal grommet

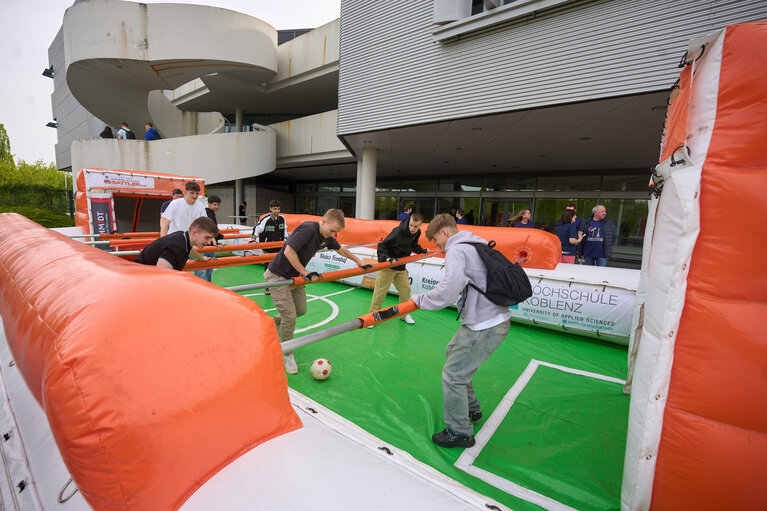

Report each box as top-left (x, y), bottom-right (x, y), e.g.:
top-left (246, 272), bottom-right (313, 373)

top-left (655, 394), bottom-right (661, 400)
top-left (58, 478), bottom-right (79, 503)
top-left (645, 454), bottom-right (653, 460)
top-left (668, 331), bottom-right (674, 337)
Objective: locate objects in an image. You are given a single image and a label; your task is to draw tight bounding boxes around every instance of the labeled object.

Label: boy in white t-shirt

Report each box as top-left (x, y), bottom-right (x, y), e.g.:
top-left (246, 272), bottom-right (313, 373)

top-left (160, 181), bottom-right (207, 235)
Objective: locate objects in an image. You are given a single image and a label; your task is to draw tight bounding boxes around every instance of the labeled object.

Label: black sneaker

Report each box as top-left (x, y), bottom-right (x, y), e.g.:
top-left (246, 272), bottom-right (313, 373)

top-left (469, 410), bottom-right (482, 423)
top-left (265, 288), bottom-right (271, 295)
top-left (432, 428), bottom-right (475, 448)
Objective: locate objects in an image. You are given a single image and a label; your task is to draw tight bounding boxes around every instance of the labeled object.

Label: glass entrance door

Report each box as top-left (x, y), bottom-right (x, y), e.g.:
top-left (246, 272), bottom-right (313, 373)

top-left (481, 199), bottom-right (533, 227)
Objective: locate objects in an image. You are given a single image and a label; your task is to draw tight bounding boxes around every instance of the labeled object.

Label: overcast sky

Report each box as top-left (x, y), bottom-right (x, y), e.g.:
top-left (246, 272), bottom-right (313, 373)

top-left (0, 0), bottom-right (341, 166)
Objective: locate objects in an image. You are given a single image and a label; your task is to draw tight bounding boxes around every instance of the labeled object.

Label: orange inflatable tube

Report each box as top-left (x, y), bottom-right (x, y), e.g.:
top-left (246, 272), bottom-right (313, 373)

top-left (282, 214), bottom-right (561, 270)
top-left (0, 213), bottom-right (301, 511)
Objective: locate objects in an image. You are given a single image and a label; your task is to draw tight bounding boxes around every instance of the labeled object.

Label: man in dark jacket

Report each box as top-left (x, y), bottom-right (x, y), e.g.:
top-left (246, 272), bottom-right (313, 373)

top-left (368, 212), bottom-right (428, 325)
top-left (582, 204), bottom-right (617, 266)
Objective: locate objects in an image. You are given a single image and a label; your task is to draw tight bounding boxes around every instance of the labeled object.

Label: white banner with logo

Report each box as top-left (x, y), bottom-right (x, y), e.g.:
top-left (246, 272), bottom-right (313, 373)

top-left (84, 171), bottom-right (155, 190)
top-left (508, 280), bottom-right (634, 338)
top-left (305, 248), bottom-right (636, 340)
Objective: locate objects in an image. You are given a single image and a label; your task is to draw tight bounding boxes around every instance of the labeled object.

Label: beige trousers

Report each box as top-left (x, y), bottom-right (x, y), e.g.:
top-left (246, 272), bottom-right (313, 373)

top-left (369, 268), bottom-right (411, 312)
top-left (264, 269), bottom-right (307, 342)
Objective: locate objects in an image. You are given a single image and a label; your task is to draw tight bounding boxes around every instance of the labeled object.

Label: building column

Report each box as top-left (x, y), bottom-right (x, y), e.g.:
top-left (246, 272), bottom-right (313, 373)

top-left (235, 108), bottom-right (243, 132)
top-left (355, 147), bottom-right (376, 219)
top-left (235, 108), bottom-right (244, 223)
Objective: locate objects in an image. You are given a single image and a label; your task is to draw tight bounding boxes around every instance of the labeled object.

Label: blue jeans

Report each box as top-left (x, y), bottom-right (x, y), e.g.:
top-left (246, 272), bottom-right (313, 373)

top-left (194, 254), bottom-right (215, 282)
top-left (442, 320), bottom-right (510, 436)
top-left (584, 256), bottom-right (608, 267)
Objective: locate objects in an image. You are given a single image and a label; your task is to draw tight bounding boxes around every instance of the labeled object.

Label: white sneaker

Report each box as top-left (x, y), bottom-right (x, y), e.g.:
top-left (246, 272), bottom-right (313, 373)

top-left (402, 314), bottom-right (415, 325)
top-left (284, 352), bottom-right (298, 374)
top-left (367, 325), bottom-right (374, 329)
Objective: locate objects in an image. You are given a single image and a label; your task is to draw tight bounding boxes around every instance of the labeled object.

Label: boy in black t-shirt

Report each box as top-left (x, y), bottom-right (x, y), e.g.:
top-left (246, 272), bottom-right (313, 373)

top-left (136, 217), bottom-right (219, 271)
top-left (265, 209), bottom-right (366, 374)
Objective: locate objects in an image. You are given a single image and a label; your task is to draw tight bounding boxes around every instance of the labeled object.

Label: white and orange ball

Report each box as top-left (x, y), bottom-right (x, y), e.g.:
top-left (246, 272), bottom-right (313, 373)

top-left (310, 358), bottom-right (332, 380)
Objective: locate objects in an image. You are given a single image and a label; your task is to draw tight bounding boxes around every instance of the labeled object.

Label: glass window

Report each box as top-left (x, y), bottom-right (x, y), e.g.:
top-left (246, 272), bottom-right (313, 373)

top-left (601, 173), bottom-right (653, 192)
top-left (533, 198), bottom-right (596, 233)
top-left (301, 183), bottom-right (316, 192)
top-left (537, 174), bottom-right (600, 192)
top-left (405, 198), bottom-right (436, 222)
top-left (318, 183), bottom-right (340, 193)
top-left (301, 196), bottom-right (316, 215)
top-left (401, 180), bottom-right (438, 192)
top-left (376, 179), bottom-right (400, 192)
top-left (342, 182), bottom-right (356, 192)
top-left (316, 196), bottom-right (338, 213)
top-left (460, 197), bottom-right (481, 225)
top-left (438, 198), bottom-right (458, 215)
top-left (439, 177), bottom-right (483, 192)
top-left (482, 199), bottom-right (507, 226)
top-left (375, 196), bottom-right (398, 220)
top-left (599, 198), bottom-right (649, 267)
top-left (484, 175), bottom-right (537, 191)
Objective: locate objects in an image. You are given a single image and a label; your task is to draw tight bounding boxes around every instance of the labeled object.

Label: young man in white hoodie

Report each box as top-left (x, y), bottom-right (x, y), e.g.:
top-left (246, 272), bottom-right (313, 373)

top-left (412, 213), bottom-right (511, 448)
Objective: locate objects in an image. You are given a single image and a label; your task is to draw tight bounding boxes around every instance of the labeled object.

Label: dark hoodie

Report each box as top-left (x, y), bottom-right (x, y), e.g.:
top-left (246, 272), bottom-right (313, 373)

top-left (377, 218), bottom-right (427, 271)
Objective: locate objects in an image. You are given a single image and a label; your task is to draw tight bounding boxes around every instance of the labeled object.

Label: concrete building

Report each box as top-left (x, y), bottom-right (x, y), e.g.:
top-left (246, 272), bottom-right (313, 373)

top-left (46, 0), bottom-right (767, 266)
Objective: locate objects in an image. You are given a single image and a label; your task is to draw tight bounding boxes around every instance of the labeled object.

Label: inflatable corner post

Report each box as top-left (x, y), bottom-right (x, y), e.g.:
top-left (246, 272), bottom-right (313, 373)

top-left (283, 214), bottom-right (561, 270)
top-left (75, 168), bottom-right (205, 234)
top-left (623, 22), bottom-right (767, 511)
top-left (0, 214), bottom-right (301, 510)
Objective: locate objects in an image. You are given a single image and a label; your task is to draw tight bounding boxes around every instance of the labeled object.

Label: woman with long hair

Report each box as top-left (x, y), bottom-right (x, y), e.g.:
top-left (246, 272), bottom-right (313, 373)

top-left (509, 208), bottom-right (533, 228)
top-left (555, 209), bottom-right (584, 263)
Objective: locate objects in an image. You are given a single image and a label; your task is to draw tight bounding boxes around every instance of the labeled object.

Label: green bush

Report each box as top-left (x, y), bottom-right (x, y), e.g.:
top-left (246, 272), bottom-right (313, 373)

top-left (0, 183), bottom-right (71, 215)
top-left (0, 205), bottom-right (75, 228)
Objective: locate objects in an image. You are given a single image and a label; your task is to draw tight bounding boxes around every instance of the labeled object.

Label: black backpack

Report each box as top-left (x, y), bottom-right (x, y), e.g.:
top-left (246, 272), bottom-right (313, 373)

top-left (462, 241), bottom-right (532, 307)
top-left (125, 130), bottom-right (136, 140)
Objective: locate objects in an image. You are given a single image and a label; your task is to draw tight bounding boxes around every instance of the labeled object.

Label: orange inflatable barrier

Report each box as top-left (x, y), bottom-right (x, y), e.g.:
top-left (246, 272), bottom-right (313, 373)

top-left (0, 213), bottom-right (301, 511)
top-left (282, 215), bottom-right (560, 270)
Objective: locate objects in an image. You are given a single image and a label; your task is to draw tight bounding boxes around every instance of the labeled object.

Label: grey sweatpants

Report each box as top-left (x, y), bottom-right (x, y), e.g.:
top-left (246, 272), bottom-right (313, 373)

top-left (442, 319), bottom-right (510, 436)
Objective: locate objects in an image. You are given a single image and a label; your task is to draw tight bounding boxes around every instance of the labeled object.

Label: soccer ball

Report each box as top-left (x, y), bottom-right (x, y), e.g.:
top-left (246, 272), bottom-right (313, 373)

top-left (310, 358), bottom-right (332, 380)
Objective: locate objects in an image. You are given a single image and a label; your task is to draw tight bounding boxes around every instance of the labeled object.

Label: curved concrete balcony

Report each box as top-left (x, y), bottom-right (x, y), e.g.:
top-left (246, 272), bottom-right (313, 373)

top-left (71, 131), bottom-right (276, 186)
top-left (62, 0), bottom-right (278, 135)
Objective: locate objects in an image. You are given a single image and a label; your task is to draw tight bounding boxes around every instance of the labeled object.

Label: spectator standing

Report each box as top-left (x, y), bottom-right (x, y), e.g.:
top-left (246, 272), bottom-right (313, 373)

top-left (397, 204), bottom-right (413, 222)
top-left (251, 200), bottom-right (287, 254)
top-left (160, 189), bottom-right (184, 217)
top-left (509, 209), bottom-right (534, 228)
top-left (582, 204), bottom-right (617, 266)
top-left (555, 209), bottom-right (584, 263)
top-left (116, 122), bottom-right (134, 140)
top-left (368, 212), bottom-right (428, 326)
top-left (160, 181), bottom-right (207, 236)
top-left (264, 209), bottom-right (367, 374)
top-left (456, 209), bottom-right (467, 225)
top-left (99, 126), bottom-right (114, 139)
top-left (135, 217), bottom-right (218, 270)
top-left (239, 201), bottom-right (248, 224)
top-left (145, 123), bottom-right (161, 140)
top-left (411, 214), bottom-right (511, 448)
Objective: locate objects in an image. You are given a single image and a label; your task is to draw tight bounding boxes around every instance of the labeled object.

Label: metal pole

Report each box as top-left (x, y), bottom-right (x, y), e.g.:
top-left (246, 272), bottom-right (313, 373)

top-left (280, 300), bottom-right (418, 353)
top-left (224, 251), bottom-right (437, 293)
top-left (281, 319), bottom-right (363, 352)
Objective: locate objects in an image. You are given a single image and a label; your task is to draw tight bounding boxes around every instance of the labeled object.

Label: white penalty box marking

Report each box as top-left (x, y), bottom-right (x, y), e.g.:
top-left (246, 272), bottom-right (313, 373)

top-left (454, 360), bottom-right (626, 511)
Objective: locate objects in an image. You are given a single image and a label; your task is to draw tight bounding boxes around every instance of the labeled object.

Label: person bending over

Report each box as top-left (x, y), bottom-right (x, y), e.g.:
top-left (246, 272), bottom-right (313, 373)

top-left (135, 217), bottom-right (219, 271)
top-left (411, 214), bottom-right (511, 448)
top-left (264, 209), bottom-right (366, 374)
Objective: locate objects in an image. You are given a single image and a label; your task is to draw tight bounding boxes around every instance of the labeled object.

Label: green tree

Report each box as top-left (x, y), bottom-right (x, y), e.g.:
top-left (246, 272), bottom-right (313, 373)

top-left (0, 124), bottom-right (15, 182)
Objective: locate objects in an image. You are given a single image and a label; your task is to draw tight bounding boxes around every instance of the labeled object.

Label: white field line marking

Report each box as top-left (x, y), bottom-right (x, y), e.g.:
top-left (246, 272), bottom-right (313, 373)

top-left (259, 288), bottom-right (357, 333)
top-left (454, 359), bottom-right (626, 511)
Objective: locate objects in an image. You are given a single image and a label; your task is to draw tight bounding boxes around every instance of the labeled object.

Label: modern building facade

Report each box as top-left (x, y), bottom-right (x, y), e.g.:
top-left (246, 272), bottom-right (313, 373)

top-left (47, 0), bottom-right (767, 266)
